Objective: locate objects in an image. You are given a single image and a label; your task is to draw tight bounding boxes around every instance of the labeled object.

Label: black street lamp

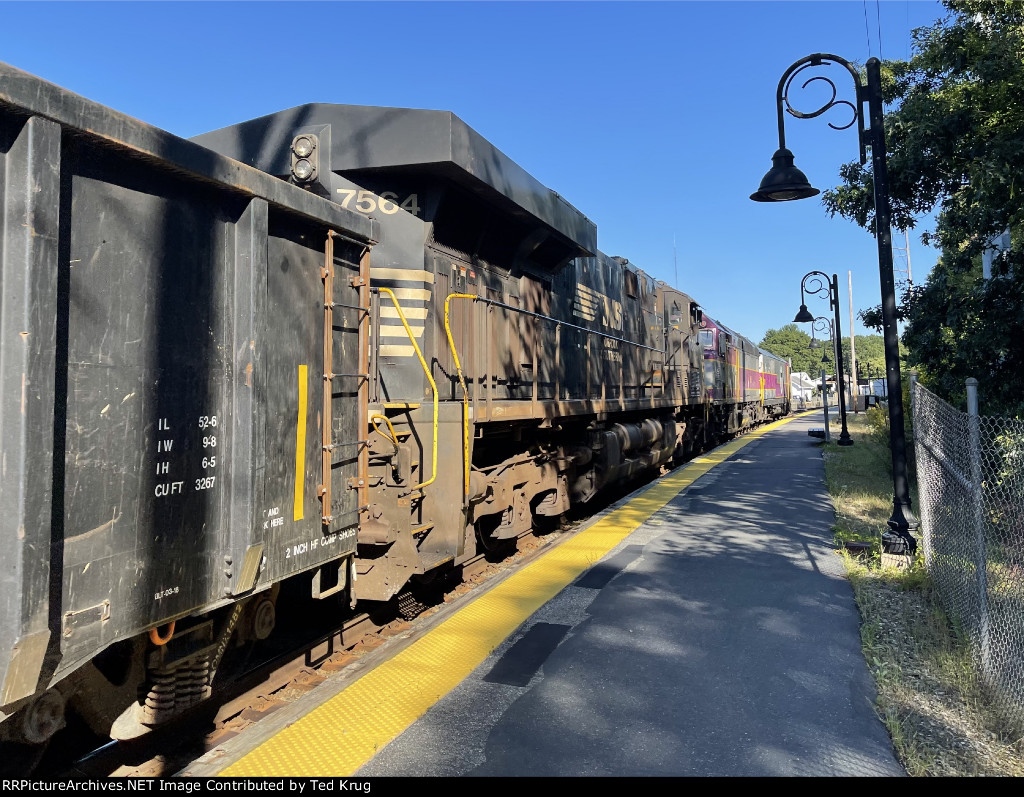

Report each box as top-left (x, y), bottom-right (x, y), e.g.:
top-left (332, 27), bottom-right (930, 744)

top-left (808, 317), bottom-right (835, 431)
top-left (809, 316), bottom-right (835, 364)
top-left (751, 53), bottom-right (918, 548)
top-left (795, 273), bottom-right (852, 446)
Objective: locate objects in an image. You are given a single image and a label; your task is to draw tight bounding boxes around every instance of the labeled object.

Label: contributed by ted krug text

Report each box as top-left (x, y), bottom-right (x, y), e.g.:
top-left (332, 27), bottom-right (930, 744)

top-left (1, 780), bottom-right (373, 793)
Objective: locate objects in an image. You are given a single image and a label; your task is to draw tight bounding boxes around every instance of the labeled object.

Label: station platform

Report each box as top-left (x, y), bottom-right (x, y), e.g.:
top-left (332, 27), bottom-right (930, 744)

top-left (183, 411), bottom-right (905, 777)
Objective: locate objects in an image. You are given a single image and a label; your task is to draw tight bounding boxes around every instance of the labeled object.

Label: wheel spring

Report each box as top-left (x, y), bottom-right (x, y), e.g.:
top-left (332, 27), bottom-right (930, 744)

top-left (177, 657), bottom-right (212, 709)
top-left (141, 655), bottom-right (213, 725)
top-left (142, 668), bottom-right (177, 725)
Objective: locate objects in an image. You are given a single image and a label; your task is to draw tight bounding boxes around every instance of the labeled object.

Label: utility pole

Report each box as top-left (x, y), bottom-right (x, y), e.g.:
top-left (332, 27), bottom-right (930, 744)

top-left (893, 229), bottom-right (913, 285)
top-left (893, 229), bottom-right (914, 333)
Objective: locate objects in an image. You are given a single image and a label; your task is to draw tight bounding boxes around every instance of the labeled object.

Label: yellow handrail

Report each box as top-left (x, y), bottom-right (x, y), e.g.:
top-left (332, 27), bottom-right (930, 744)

top-left (444, 293), bottom-right (479, 499)
top-left (376, 287), bottom-right (438, 490)
top-left (370, 413), bottom-right (400, 447)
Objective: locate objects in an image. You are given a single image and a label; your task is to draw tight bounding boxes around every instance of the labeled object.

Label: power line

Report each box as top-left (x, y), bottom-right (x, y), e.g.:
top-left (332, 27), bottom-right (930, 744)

top-left (876, 0), bottom-right (884, 60)
top-left (863, 0), bottom-right (873, 56)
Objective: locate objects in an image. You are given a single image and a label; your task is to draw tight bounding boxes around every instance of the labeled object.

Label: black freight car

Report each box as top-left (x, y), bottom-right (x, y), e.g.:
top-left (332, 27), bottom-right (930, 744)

top-left (0, 64), bottom-right (376, 751)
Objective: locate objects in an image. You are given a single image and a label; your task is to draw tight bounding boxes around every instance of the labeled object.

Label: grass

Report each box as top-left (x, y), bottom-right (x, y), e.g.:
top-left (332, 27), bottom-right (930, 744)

top-left (821, 410), bottom-right (1024, 776)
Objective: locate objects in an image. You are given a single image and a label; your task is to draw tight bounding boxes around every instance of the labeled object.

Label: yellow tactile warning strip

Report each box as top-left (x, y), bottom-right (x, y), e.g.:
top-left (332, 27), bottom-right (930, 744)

top-left (219, 411), bottom-right (810, 776)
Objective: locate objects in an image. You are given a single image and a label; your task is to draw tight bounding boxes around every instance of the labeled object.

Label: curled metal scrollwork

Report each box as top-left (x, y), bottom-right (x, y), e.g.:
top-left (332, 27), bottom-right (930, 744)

top-left (811, 316), bottom-right (834, 341)
top-left (800, 270), bottom-right (833, 304)
top-left (782, 60), bottom-right (858, 131)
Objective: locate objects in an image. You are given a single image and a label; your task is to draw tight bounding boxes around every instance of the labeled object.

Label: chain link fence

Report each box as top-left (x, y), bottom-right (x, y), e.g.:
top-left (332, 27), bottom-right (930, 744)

top-left (912, 379), bottom-right (1024, 724)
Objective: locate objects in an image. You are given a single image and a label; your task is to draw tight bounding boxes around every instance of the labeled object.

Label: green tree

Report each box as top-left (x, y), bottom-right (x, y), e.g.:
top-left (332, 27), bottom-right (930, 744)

top-left (839, 334), bottom-right (906, 384)
top-left (759, 324), bottom-right (817, 375)
top-left (821, 0), bottom-right (1024, 417)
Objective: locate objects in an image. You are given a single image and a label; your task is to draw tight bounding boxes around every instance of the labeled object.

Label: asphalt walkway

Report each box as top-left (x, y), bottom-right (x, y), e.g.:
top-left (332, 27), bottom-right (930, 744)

top-left (356, 411), bottom-right (905, 777)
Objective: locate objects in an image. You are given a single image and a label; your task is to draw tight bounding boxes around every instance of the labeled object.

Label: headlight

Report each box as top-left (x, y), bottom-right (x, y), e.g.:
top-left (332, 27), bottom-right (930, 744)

top-left (290, 134), bottom-right (319, 183)
top-left (292, 158), bottom-right (314, 181)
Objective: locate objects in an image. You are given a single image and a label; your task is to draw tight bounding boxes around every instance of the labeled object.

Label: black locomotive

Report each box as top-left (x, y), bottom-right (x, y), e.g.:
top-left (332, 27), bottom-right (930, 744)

top-left (0, 63), bottom-right (789, 757)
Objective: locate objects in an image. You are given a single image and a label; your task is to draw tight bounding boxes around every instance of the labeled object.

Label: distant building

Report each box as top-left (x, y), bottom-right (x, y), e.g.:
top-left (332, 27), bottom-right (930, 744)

top-left (791, 372), bottom-right (818, 405)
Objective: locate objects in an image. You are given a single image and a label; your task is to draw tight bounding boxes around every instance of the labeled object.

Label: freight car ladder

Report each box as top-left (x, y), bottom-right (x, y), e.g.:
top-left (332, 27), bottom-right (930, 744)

top-left (320, 231), bottom-right (370, 531)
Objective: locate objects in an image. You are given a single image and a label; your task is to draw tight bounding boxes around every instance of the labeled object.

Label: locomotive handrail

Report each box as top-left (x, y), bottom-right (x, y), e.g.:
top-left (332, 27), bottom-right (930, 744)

top-left (375, 287), bottom-right (438, 490)
top-left (479, 298), bottom-right (664, 353)
top-left (444, 293), bottom-right (479, 498)
top-left (370, 413), bottom-right (400, 447)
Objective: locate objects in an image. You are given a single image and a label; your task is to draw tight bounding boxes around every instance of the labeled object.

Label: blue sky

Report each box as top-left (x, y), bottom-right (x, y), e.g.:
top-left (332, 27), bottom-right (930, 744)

top-left (0, 0), bottom-right (946, 344)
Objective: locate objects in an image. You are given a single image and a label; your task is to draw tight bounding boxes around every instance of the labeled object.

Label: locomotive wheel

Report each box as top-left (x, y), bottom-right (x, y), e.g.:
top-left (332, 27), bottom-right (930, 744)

top-left (475, 516), bottom-right (516, 558)
top-left (531, 512), bottom-right (562, 535)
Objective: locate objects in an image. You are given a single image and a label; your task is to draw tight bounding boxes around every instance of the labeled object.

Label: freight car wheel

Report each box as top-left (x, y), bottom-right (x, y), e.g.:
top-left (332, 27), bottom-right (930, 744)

top-left (251, 598), bottom-right (277, 641)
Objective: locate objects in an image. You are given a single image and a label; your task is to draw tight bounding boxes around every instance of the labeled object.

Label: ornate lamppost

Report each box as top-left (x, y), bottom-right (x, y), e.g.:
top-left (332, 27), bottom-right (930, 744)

top-left (750, 53), bottom-right (917, 548)
top-left (795, 272), bottom-right (852, 446)
top-left (808, 316), bottom-right (835, 368)
top-left (808, 316), bottom-right (836, 440)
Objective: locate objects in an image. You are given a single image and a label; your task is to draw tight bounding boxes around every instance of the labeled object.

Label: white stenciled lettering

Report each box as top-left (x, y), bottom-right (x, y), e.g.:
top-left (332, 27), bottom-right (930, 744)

top-left (157, 439), bottom-right (174, 453)
top-left (156, 461), bottom-right (170, 475)
top-left (281, 531), bottom-right (352, 562)
top-left (154, 586), bottom-right (179, 601)
top-left (158, 418), bottom-right (171, 430)
top-left (264, 506), bottom-right (282, 531)
top-left (155, 481), bottom-right (185, 497)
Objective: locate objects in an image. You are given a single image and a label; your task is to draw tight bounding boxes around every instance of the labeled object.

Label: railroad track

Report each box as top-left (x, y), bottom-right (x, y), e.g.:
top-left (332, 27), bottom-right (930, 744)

top-left (46, 437), bottom-right (755, 779)
top-left (51, 518), bottom-right (581, 778)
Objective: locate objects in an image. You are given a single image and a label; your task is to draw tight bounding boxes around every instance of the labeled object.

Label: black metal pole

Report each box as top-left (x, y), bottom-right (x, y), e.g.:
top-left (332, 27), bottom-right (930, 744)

top-left (865, 58), bottom-right (918, 537)
top-left (798, 271), bottom-right (853, 446)
top-left (829, 273), bottom-right (853, 446)
top-left (751, 53), bottom-right (918, 544)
